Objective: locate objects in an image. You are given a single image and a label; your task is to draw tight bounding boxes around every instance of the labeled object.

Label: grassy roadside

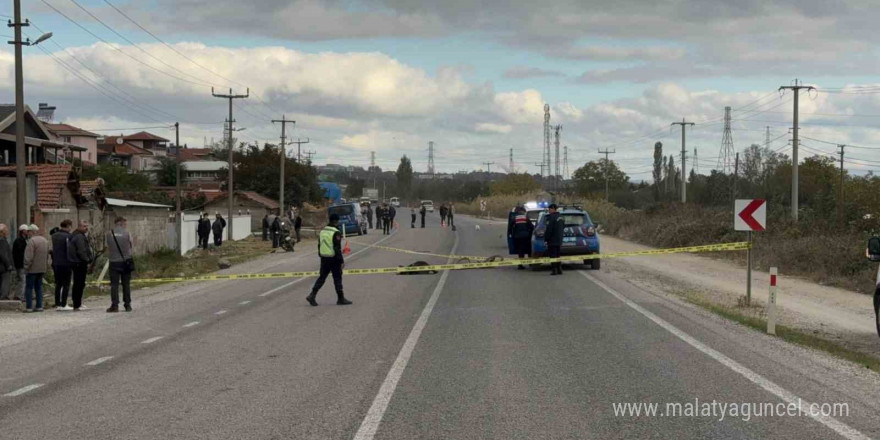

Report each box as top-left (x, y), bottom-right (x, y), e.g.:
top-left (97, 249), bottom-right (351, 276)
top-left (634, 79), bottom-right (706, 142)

top-left (678, 290), bottom-right (880, 371)
top-left (79, 235), bottom-right (305, 300)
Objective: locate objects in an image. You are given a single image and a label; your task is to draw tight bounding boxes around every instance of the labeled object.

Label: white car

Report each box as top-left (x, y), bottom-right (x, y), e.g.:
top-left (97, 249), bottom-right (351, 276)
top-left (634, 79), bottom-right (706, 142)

top-left (421, 200), bottom-right (434, 213)
top-left (390, 197), bottom-right (400, 207)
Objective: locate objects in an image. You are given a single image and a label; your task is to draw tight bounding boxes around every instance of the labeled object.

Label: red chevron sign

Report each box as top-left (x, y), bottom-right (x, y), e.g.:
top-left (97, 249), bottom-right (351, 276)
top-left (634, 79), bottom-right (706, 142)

top-left (734, 199), bottom-right (766, 231)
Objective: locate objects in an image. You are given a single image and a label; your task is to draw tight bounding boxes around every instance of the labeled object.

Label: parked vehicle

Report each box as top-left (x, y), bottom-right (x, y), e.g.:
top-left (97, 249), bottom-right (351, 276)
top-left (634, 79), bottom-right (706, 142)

top-left (532, 205), bottom-right (601, 269)
top-left (523, 201), bottom-right (548, 224)
top-left (328, 202), bottom-right (368, 236)
top-left (278, 219), bottom-right (295, 252)
top-left (864, 236), bottom-right (880, 337)
top-left (421, 200), bottom-right (435, 213)
top-left (390, 197), bottom-right (400, 207)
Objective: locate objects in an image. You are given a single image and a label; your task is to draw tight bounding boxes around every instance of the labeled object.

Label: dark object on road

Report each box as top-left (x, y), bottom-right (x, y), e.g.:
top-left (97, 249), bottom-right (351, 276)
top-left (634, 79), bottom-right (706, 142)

top-left (218, 259), bottom-right (232, 269)
top-left (398, 261), bottom-right (438, 275)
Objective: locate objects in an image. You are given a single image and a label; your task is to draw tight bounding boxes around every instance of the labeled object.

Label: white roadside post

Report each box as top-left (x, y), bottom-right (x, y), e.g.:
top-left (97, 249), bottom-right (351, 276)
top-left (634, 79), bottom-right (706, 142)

top-left (734, 199), bottom-right (767, 306)
top-left (768, 267), bottom-right (778, 335)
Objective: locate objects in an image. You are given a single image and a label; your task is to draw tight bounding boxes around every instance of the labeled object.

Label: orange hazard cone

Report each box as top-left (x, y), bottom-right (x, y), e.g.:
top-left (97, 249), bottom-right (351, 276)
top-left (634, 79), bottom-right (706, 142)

top-left (343, 240), bottom-right (351, 255)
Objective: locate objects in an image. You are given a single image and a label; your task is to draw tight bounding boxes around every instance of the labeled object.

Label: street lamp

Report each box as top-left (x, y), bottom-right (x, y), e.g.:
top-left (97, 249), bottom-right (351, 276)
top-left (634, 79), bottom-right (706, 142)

top-left (9, 1), bottom-right (53, 227)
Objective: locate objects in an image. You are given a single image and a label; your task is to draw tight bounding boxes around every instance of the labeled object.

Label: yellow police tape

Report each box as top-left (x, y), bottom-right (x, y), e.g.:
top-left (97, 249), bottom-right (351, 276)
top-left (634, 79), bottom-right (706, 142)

top-left (346, 240), bottom-right (485, 260)
top-left (106, 241), bottom-right (750, 285)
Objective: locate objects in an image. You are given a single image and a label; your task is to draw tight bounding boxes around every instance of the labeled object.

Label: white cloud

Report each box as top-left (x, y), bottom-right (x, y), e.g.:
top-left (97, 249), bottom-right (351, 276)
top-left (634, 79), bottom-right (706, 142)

top-left (475, 123), bottom-right (512, 134)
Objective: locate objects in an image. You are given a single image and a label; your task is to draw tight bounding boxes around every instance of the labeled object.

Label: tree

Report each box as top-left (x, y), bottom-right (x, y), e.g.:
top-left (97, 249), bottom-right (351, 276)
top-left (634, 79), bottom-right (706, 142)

top-left (490, 173), bottom-right (541, 195)
top-left (221, 143), bottom-right (323, 206)
top-left (345, 178), bottom-right (365, 199)
top-left (81, 163), bottom-right (151, 192)
top-left (572, 160), bottom-right (629, 196)
top-left (152, 156), bottom-right (186, 187)
top-left (396, 155), bottom-right (413, 198)
top-left (653, 142), bottom-right (663, 200)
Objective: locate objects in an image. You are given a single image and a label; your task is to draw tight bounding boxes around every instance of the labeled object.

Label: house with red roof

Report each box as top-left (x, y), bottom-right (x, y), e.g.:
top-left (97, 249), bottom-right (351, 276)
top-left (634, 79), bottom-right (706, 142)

top-left (98, 131), bottom-right (170, 173)
top-left (45, 123), bottom-right (100, 165)
top-left (0, 104), bottom-right (88, 167)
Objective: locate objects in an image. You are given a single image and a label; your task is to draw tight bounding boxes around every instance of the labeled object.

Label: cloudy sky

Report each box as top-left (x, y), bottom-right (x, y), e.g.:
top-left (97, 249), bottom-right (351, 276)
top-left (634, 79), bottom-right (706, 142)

top-left (3, 0), bottom-right (880, 179)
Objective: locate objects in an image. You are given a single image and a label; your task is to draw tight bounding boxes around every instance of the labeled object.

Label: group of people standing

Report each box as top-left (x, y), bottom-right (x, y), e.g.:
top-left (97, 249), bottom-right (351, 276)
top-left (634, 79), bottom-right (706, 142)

top-left (0, 217), bottom-right (135, 313)
top-left (438, 203), bottom-right (455, 228)
top-left (262, 209), bottom-right (302, 248)
top-left (371, 203), bottom-right (396, 235)
top-left (507, 203), bottom-right (565, 275)
top-left (197, 213), bottom-right (227, 250)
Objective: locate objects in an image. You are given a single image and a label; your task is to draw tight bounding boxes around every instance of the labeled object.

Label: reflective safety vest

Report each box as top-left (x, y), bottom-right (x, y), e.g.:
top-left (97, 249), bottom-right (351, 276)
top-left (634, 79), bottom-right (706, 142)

top-left (319, 226), bottom-right (339, 257)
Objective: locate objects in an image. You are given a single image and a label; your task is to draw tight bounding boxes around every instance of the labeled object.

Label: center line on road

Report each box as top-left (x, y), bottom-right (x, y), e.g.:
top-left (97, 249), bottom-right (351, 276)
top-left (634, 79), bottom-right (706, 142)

top-left (353, 231), bottom-right (460, 440)
top-left (182, 321), bottom-right (200, 328)
top-left (214, 310), bottom-right (227, 315)
top-left (4, 384), bottom-right (43, 397)
top-left (579, 271), bottom-right (870, 440)
top-left (85, 356), bottom-right (113, 366)
top-left (239, 300), bottom-right (251, 305)
top-left (141, 336), bottom-right (163, 344)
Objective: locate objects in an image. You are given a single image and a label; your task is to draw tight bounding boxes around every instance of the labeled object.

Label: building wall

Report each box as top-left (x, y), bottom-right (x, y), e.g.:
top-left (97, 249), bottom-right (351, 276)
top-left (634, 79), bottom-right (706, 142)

top-left (0, 175), bottom-right (37, 232)
top-left (69, 136), bottom-right (98, 164)
top-left (174, 213), bottom-right (252, 255)
top-left (38, 206), bottom-right (170, 256)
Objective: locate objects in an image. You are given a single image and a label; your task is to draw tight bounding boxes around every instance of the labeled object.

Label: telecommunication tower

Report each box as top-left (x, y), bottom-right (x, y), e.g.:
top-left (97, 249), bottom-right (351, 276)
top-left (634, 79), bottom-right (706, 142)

top-left (718, 106), bottom-right (735, 174)
top-left (544, 104), bottom-right (551, 179)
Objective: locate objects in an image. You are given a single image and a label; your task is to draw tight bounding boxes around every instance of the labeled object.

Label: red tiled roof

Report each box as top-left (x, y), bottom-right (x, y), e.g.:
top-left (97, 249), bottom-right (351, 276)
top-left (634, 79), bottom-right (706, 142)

top-left (202, 191), bottom-right (279, 209)
top-left (177, 148), bottom-right (213, 161)
top-left (97, 141), bottom-right (153, 156)
top-left (45, 123), bottom-right (99, 137)
top-left (0, 164), bottom-right (73, 209)
top-left (124, 131), bottom-right (169, 142)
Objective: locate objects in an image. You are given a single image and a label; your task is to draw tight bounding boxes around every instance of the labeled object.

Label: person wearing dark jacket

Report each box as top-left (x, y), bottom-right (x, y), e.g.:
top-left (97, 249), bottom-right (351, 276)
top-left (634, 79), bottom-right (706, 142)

top-left (212, 214), bottom-right (227, 247)
top-left (389, 205), bottom-right (397, 231)
top-left (508, 207), bottom-right (535, 269)
top-left (68, 221), bottom-right (92, 310)
top-left (306, 214), bottom-right (352, 306)
top-left (50, 220), bottom-right (74, 309)
top-left (0, 224), bottom-right (13, 301)
top-left (381, 204), bottom-right (392, 235)
top-left (106, 217), bottom-right (134, 313)
top-left (197, 214), bottom-right (211, 250)
top-left (439, 204), bottom-right (448, 226)
top-left (543, 204), bottom-right (565, 275)
top-left (271, 214), bottom-right (281, 248)
top-left (374, 205), bottom-right (384, 231)
top-left (365, 204), bottom-right (373, 229)
top-left (262, 214), bottom-right (269, 241)
top-left (12, 224), bottom-right (29, 301)
top-left (419, 205), bottom-right (427, 228)
top-left (410, 208), bottom-right (417, 228)
top-left (293, 213), bottom-right (302, 243)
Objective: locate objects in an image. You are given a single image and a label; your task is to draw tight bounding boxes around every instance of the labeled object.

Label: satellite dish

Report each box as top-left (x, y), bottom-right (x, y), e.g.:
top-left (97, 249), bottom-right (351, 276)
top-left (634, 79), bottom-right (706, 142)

top-left (116, 137), bottom-right (124, 145)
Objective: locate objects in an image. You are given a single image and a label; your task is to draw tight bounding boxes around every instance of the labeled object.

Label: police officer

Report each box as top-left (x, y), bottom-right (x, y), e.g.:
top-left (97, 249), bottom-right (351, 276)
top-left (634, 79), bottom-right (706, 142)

top-left (508, 206), bottom-right (534, 270)
top-left (544, 203), bottom-right (565, 275)
top-left (419, 204), bottom-right (427, 228)
top-left (306, 214), bottom-right (352, 306)
top-left (381, 203), bottom-right (392, 235)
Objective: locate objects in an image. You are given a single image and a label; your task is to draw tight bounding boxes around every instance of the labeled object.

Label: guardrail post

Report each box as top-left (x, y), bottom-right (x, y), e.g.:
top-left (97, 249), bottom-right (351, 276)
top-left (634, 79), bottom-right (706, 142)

top-left (767, 267), bottom-right (777, 335)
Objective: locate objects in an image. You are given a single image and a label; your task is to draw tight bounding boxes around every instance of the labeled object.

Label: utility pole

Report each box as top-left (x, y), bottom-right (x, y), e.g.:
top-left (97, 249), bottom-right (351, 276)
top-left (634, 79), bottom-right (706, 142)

top-left (694, 147), bottom-right (699, 176)
top-left (10, 2), bottom-right (52, 226)
top-left (428, 141), bottom-right (435, 176)
top-left (765, 126), bottom-right (771, 149)
top-left (838, 144), bottom-right (846, 219)
top-left (534, 162), bottom-right (546, 177)
top-left (733, 152), bottom-right (740, 202)
top-left (563, 146), bottom-right (570, 180)
top-left (289, 138), bottom-right (309, 163)
top-left (671, 118), bottom-right (695, 203)
top-left (483, 161), bottom-right (495, 174)
top-left (370, 151), bottom-right (376, 169)
top-left (272, 115), bottom-right (295, 215)
top-left (509, 148), bottom-right (514, 173)
top-left (598, 148), bottom-right (616, 202)
top-left (779, 80), bottom-right (815, 221)
top-left (304, 150), bottom-right (316, 165)
top-left (554, 124), bottom-right (562, 192)
top-left (212, 87), bottom-right (249, 241)
top-left (174, 122), bottom-right (182, 252)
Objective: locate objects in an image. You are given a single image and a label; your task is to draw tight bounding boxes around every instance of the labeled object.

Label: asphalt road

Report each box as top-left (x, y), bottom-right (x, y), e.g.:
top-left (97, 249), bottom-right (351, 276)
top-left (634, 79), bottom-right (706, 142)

top-left (1, 213), bottom-right (879, 439)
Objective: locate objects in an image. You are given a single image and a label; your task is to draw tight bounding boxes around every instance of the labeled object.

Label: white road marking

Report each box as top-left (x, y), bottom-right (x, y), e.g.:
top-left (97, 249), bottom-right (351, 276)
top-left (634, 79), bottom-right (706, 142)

top-left (141, 336), bottom-right (163, 344)
top-left (257, 231), bottom-right (397, 298)
top-left (182, 321), bottom-right (200, 328)
top-left (85, 356), bottom-right (113, 366)
top-left (579, 271), bottom-right (870, 440)
top-left (239, 300), bottom-right (252, 305)
top-left (353, 232), bottom-right (460, 440)
top-left (214, 310), bottom-right (227, 315)
top-left (4, 384), bottom-right (43, 397)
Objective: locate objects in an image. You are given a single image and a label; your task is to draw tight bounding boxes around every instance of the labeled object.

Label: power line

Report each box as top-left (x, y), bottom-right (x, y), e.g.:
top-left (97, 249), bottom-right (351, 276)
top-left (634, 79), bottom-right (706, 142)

top-left (41, 0), bottom-right (214, 88)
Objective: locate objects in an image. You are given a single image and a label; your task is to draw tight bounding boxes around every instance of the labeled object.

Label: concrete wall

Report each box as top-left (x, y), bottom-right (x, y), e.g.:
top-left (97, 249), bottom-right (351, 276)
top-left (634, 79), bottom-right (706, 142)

top-left (174, 213), bottom-right (252, 255)
top-left (0, 175), bottom-right (36, 231)
top-left (204, 195), bottom-right (274, 232)
top-left (37, 206), bottom-right (169, 256)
